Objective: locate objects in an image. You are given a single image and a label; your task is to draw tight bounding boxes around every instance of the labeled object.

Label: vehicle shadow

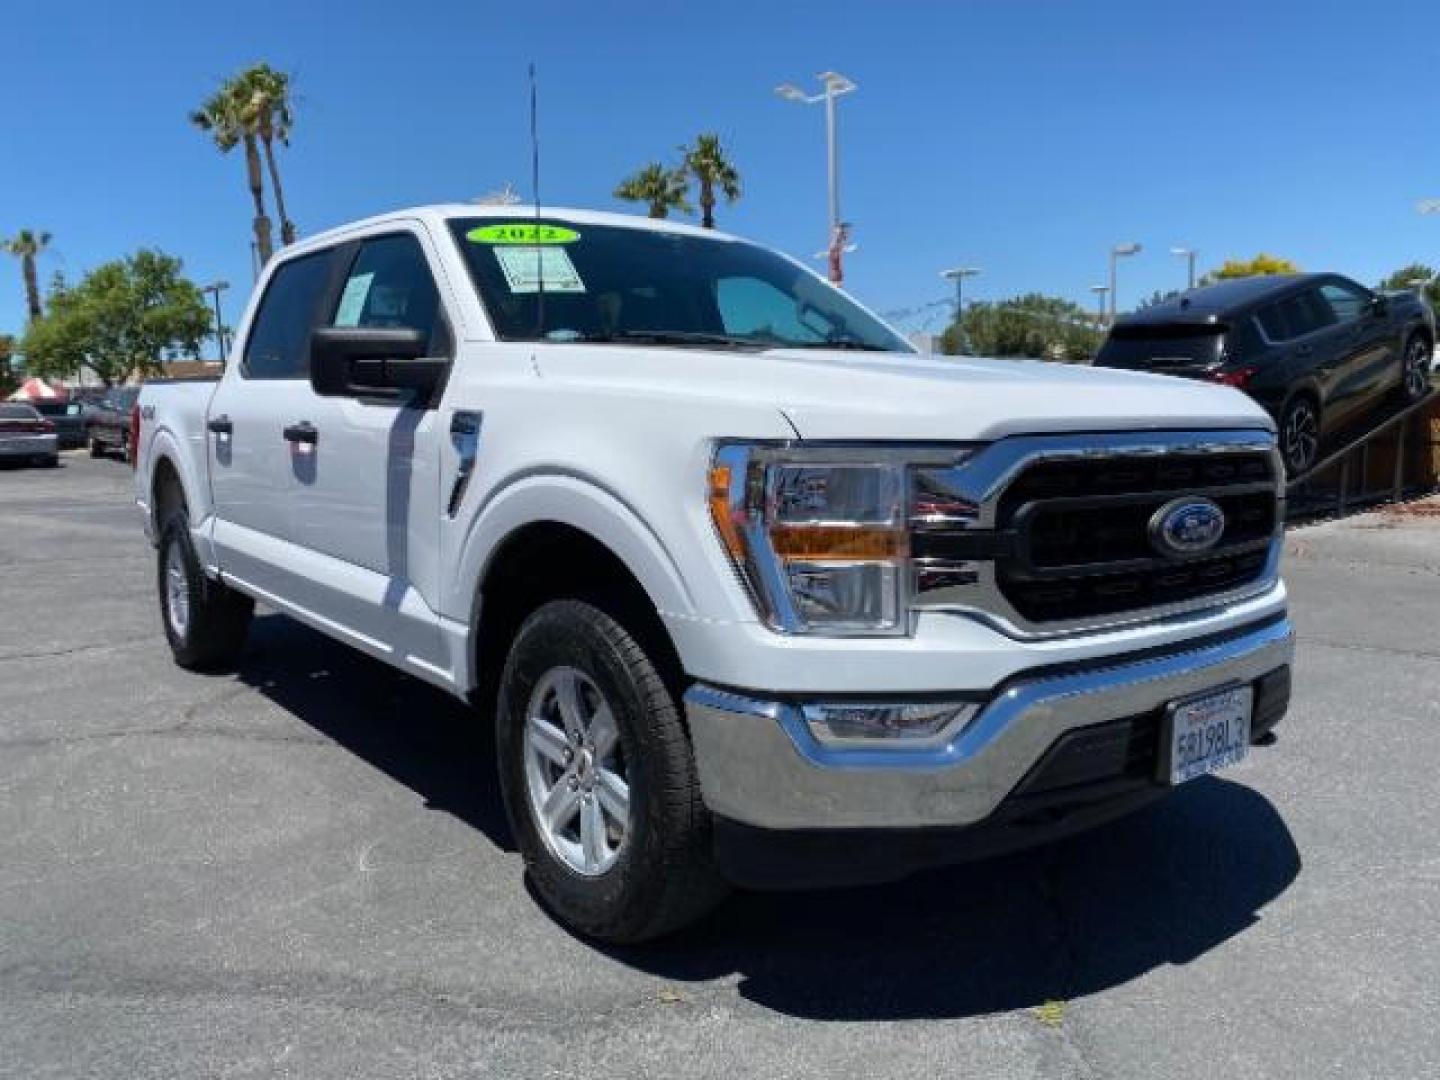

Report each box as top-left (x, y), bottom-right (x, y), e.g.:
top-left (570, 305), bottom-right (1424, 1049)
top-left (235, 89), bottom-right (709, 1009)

top-left (233, 611), bottom-right (1300, 1022)
top-left (608, 775), bottom-right (1300, 1020)
top-left (234, 612), bottom-right (515, 852)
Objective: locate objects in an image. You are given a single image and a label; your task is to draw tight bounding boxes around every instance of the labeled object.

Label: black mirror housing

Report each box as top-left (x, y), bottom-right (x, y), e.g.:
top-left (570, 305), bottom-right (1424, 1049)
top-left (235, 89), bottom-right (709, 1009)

top-left (309, 327), bottom-right (448, 401)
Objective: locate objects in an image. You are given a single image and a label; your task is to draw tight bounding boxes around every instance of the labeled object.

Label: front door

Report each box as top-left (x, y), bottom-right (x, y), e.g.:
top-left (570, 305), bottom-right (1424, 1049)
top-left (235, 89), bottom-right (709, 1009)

top-left (1318, 279), bottom-right (1396, 410)
top-left (272, 226), bottom-right (455, 682)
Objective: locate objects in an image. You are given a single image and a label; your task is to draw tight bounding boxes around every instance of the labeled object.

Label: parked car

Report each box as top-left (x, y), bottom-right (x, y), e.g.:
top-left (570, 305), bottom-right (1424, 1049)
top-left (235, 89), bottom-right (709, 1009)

top-left (28, 399), bottom-right (87, 450)
top-left (134, 205), bottom-right (1292, 942)
top-left (1094, 273), bottom-right (1436, 475)
top-left (0, 402), bottom-right (59, 466)
top-left (85, 387), bottom-right (140, 458)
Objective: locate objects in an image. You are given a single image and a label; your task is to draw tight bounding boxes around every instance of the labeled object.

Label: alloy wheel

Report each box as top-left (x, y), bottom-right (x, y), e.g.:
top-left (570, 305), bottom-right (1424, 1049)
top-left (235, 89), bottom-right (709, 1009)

top-left (1284, 401), bottom-right (1319, 474)
top-left (1405, 340), bottom-right (1431, 401)
top-left (164, 539), bottom-right (190, 639)
top-left (522, 665), bottom-right (630, 877)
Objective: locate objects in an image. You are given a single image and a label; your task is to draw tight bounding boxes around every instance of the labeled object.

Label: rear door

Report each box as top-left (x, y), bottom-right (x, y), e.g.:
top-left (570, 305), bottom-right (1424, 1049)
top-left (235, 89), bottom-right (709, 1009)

top-left (269, 225), bottom-right (453, 678)
top-left (207, 247), bottom-right (337, 598)
top-left (1256, 288), bottom-right (1366, 421)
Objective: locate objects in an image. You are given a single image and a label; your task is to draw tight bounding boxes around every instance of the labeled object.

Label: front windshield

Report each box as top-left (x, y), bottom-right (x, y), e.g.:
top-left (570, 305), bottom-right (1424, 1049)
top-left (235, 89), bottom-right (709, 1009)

top-left (448, 217), bottom-right (911, 353)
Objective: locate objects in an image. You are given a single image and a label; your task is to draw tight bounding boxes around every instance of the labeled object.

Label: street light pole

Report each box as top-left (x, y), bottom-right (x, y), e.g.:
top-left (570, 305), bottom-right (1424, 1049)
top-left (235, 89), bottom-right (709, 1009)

top-left (1090, 285), bottom-right (1110, 330)
top-left (1171, 246), bottom-right (1197, 290)
top-left (940, 267), bottom-right (981, 354)
top-left (1108, 242), bottom-right (1142, 323)
top-left (202, 280), bottom-right (231, 358)
top-left (776, 71), bottom-right (857, 284)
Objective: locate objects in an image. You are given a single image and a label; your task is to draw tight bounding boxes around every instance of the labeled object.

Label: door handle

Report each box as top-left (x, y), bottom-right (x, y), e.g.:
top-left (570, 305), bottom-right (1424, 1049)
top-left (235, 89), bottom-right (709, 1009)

top-left (207, 415), bottom-right (233, 435)
top-left (1295, 344), bottom-right (1314, 357)
top-left (283, 421), bottom-right (318, 445)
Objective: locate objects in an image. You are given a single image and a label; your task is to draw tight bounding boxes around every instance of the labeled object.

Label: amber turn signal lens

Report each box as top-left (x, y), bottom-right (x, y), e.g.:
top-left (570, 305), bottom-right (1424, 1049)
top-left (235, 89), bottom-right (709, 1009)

top-left (768, 525), bottom-right (903, 561)
top-left (708, 465), bottom-right (747, 562)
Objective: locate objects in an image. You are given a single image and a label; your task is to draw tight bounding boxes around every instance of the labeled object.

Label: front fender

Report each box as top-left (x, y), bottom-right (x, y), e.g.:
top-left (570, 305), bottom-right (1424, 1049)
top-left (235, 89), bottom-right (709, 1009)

top-left (448, 471), bottom-right (698, 630)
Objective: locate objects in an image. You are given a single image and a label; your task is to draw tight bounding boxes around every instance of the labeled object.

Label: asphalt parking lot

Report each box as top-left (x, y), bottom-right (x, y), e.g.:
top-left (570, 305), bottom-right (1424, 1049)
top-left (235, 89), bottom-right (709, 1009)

top-left (2, 453), bottom-right (1438, 1079)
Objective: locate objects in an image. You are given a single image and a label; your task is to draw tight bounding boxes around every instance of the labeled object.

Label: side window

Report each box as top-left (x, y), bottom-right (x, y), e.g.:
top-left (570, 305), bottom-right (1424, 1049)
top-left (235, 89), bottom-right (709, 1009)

top-left (331, 233), bottom-right (441, 343)
top-left (715, 276), bottom-right (826, 343)
top-left (1256, 303), bottom-right (1287, 342)
top-left (1320, 281), bottom-right (1368, 324)
top-left (243, 250), bottom-right (334, 379)
top-left (1273, 290), bottom-right (1335, 340)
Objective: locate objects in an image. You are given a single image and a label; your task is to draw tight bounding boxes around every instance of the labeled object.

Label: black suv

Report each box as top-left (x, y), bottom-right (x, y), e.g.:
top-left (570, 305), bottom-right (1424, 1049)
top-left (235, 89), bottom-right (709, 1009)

top-left (1095, 274), bottom-right (1435, 474)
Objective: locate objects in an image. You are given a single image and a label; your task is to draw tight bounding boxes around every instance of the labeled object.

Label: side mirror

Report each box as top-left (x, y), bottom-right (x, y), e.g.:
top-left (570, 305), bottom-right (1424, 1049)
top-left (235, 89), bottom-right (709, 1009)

top-left (1368, 294), bottom-right (1389, 317)
top-left (309, 327), bottom-right (448, 401)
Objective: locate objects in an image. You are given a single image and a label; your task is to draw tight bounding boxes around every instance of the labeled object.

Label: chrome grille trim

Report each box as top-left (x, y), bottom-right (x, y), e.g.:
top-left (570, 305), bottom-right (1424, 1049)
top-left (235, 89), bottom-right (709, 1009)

top-left (911, 429), bottom-right (1284, 640)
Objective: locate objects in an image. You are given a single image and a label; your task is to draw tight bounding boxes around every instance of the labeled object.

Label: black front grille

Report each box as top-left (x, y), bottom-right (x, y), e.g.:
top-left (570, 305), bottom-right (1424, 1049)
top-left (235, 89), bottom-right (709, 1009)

top-left (997, 451), bottom-right (1277, 623)
top-left (998, 452), bottom-right (1274, 519)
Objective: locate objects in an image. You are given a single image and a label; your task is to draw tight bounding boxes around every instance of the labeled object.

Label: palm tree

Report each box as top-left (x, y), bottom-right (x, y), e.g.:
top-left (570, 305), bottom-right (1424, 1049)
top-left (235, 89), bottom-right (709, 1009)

top-left (190, 80), bottom-right (273, 265)
top-left (2, 229), bottom-right (52, 323)
top-left (614, 163), bottom-right (691, 219)
top-left (236, 64), bottom-right (298, 246)
top-left (680, 134), bottom-right (741, 229)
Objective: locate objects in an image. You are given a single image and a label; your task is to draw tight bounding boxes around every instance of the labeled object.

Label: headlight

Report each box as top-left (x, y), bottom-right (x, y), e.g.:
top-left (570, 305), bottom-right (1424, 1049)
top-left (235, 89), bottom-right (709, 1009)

top-left (708, 443), bottom-right (977, 636)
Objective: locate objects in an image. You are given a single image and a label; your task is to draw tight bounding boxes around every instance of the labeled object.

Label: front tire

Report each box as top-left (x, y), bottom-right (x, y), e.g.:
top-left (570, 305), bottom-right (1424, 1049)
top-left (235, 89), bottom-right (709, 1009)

top-left (496, 599), bottom-right (726, 943)
top-left (1400, 335), bottom-right (1433, 404)
top-left (1280, 395), bottom-right (1320, 476)
top-left (157, 512), bottom-right (253, 671)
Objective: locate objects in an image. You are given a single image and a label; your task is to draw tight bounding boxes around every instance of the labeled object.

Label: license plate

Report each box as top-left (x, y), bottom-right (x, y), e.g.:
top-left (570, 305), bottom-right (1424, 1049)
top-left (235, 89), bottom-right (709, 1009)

top-left (1163, 685), bottom-right (1253, 785)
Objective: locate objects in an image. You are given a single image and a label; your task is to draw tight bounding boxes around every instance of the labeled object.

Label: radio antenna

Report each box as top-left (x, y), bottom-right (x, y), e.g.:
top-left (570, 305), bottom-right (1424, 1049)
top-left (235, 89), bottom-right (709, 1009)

top-left (529, 62), bottom-right (545, 339)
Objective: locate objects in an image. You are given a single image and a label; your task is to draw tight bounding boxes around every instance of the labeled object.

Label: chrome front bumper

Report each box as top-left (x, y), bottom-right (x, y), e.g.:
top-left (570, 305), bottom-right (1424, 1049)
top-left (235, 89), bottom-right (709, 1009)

top-left (684, 616), bottom-right (1294, 831)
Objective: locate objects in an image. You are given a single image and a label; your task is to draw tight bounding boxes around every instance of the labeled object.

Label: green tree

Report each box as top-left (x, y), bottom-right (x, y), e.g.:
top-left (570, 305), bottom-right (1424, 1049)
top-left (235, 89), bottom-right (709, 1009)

top-left (191, 72), bottom-right (274, 264)
top-left (1202, 253), bottom-right (1300, 284)
top-left (0, 333), bottom-right (15, 395)
top-left (1137, 288), bottom-right (1181, 310)
top-left (20, 250), bottom-right (212, 386)
top-left (614, 162), bottom-right (692, 218)
top-left (1378, 263), bottom-right (1439, 309)
top-left (680, 133), bottom-right (741, 229)
top-left (2, 229), bottom-right (53, 323)
top-left (940, 293), bottom-right (1101, 364)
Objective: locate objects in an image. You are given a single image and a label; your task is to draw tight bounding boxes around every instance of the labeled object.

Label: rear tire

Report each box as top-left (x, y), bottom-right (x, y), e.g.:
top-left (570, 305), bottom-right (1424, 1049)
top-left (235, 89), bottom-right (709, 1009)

top-left (157, 512), bottom-right (253, 671)
top-left (1280, 395), bottom-right (1320, 477)
top-left (88, 438), bottom-right (105, 458)
top-left (496, 599), bottom-right (727, 943)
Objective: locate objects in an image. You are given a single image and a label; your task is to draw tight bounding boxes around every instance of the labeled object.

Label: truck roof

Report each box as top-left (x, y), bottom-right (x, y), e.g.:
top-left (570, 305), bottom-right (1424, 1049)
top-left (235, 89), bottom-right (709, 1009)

top-left (287, 203), bottom-right (744, 256)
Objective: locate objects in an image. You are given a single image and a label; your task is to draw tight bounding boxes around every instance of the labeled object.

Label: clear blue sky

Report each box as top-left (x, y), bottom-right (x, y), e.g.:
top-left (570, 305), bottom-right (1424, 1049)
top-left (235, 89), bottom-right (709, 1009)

top-left (4, 0), bottom-right (1439, 345)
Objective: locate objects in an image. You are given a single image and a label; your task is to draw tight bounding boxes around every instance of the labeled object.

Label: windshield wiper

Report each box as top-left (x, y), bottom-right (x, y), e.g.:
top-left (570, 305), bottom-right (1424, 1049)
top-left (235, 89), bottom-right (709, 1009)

top-left (596, 329), bottom-right (768, 349)
top-left (784, 339), bottom-right (892, 352)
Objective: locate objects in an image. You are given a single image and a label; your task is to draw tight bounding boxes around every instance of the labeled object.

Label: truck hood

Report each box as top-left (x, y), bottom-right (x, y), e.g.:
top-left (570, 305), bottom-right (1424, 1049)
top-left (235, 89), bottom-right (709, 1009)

top-left (532, 345), bottom-right (1275, 441)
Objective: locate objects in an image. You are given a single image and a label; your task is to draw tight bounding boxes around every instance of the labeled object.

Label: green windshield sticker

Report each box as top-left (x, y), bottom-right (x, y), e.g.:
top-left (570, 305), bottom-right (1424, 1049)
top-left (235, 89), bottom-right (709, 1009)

top-left (467, 223), bottom-right (580, 245)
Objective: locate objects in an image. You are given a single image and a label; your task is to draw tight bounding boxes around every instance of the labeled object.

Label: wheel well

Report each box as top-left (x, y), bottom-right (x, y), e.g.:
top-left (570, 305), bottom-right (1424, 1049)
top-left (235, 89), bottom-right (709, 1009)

top-left (151, 456), bottom-right (186, 529)
top-left (1284, 385), bottom-right (1321, 420)
top-left (1408, 325), bottom-right (1434, 352)
top-left (471, 521), bottom-right (685, 717)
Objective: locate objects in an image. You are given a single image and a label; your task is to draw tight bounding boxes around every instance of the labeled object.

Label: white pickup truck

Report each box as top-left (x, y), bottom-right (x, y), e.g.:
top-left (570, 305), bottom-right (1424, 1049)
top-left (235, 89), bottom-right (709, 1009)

top-left (134, 206), bottom-right (1293, 942)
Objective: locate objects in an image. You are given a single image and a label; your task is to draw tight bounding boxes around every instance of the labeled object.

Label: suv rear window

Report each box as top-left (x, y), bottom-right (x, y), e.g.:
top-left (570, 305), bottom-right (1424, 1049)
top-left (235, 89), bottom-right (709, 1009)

top-left (1095, 324), bottom-right (1227, 370)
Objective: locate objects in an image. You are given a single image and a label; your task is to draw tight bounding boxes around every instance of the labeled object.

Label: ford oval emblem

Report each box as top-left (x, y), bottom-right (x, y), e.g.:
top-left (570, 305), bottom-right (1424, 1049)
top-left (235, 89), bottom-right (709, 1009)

top-left (1149, 497), bottom-right (1226, 557)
